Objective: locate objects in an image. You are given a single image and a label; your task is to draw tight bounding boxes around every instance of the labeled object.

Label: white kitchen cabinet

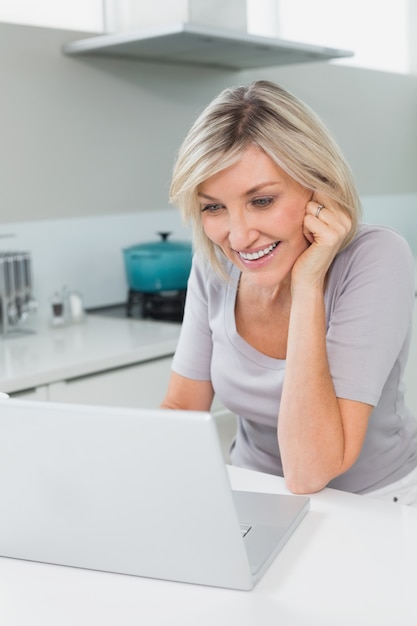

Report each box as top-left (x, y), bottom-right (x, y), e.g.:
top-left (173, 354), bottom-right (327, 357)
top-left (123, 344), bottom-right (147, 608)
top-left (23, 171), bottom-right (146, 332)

top-left (9, 385), bottom-right (49, 401)
top-left (48, 357), bottom-right (173, 408)
top-left (48, 355), bottom-right (237, 461)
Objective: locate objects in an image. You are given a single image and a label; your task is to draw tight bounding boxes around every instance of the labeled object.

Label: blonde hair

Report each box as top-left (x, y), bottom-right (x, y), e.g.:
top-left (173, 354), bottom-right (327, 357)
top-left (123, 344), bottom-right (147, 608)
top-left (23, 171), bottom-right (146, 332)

top-left (170, 80), bottom-right (361, 277)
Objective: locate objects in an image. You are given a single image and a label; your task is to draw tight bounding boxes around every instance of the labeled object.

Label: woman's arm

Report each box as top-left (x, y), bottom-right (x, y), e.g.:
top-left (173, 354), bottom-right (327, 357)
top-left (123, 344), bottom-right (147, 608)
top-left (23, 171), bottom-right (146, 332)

top-left (278, 279), bottom-right (373, 494)
top-left (160, 255), bottom-right (215, 413)
top-left (278, 196), bottom-right (373, 494)
top-left (161, 371), bottom-right (215, 412)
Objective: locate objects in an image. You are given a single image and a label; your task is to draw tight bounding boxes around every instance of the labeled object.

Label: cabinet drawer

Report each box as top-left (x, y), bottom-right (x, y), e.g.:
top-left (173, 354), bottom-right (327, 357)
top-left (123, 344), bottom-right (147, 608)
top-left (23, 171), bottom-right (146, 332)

top-left (48, 357), bottom-right (173, 408)
top-left (9, 385), bottom-right (49, 401)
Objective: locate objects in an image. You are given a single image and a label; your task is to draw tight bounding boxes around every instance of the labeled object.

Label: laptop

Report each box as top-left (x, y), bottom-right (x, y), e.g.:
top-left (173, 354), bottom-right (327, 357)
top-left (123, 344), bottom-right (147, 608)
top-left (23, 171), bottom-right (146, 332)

top-left (0, 397), bottom-right (309, 591)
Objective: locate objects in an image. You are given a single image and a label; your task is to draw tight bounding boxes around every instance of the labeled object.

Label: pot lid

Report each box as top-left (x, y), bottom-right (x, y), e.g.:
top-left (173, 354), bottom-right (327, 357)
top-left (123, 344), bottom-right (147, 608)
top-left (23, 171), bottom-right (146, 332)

top-left (123, 232), bottom-right (192, 255)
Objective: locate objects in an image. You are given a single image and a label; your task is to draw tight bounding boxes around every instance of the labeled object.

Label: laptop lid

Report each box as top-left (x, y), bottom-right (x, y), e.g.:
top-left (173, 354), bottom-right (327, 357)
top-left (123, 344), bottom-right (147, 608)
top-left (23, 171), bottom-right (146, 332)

top-left (0, 398), bottom-right (309, 590)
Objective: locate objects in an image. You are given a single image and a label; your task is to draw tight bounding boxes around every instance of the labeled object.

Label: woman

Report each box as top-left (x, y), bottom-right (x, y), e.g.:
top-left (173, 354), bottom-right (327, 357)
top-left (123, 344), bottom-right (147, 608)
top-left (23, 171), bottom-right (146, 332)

top-left (161, 80), bottom-right (417, 505)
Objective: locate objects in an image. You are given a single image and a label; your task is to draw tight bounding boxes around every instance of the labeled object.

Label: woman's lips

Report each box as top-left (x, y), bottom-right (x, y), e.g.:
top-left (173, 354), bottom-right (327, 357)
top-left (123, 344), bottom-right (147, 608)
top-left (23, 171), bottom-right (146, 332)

top-left (238, 241), bottom-right (279, 261)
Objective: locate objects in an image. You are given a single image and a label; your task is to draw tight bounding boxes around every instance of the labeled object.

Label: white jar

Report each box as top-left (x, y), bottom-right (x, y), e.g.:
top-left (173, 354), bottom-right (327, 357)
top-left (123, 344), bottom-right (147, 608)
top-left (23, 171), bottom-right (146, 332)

top-left (68, 291), bottom-right (86, 324)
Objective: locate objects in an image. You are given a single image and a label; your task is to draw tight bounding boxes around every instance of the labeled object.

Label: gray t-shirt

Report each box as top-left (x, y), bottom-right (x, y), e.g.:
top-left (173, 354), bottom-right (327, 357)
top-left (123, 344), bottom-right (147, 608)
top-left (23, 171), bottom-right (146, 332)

top-left (172, 224), bottom-right (417, 494)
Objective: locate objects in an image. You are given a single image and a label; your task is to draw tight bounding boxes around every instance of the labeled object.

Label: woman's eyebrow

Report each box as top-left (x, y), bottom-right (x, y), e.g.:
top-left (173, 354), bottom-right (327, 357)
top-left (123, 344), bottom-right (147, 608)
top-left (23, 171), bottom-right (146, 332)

top-left (197, 191), bottom-right (217, 200)
top-left (198, 181), bottom-right (282, 201)
top-left (245, 181), bottom-right (282, 195)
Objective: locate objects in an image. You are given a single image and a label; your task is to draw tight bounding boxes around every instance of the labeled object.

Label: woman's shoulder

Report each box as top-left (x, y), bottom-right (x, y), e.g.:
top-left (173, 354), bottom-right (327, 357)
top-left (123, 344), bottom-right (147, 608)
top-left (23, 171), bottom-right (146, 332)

top-left (341, 223), bottom-right (414, 266)
top-left (352, 222), bottom-right (409, 245)
top-left (329, 223), bottom-right (415, 294)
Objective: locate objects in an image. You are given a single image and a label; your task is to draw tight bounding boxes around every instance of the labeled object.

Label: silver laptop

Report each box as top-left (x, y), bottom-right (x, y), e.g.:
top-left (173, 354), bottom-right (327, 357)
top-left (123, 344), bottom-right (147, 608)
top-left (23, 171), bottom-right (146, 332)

top-left (0, 398), bottom-right (309, 591)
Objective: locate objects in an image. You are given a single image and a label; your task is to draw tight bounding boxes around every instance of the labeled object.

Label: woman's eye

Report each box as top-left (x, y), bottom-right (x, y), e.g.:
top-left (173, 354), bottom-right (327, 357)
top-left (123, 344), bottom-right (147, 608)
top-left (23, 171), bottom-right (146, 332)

top-left (201, 203), bottom-right (224, 213)
top-left (252, 196), bottom-right (274, 208)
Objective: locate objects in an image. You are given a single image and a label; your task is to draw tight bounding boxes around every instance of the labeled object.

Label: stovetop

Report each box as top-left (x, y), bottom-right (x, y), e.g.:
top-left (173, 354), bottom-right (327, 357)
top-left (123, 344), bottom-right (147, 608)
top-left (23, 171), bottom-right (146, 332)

top-left (88, 289), bottom-right (186, 323)
top-left (87, 302), bottom-right (182, 324)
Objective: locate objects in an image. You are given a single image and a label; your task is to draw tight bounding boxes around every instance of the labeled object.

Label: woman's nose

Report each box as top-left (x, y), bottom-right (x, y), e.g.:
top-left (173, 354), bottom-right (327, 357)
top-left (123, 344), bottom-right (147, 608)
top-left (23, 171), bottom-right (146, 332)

top-left (227, 211), bottom-right (258, 251)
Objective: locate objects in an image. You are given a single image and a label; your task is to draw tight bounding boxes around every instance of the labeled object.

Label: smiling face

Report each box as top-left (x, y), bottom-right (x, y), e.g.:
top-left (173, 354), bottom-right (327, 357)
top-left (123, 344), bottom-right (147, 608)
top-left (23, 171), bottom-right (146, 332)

top-left (198, 145), bottom-right (312, 292)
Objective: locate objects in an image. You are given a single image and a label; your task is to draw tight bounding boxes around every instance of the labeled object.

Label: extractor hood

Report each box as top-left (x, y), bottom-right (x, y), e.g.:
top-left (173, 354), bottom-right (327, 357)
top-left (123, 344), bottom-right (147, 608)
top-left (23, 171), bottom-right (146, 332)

top-left (62, 22), bottom-right (353, 70)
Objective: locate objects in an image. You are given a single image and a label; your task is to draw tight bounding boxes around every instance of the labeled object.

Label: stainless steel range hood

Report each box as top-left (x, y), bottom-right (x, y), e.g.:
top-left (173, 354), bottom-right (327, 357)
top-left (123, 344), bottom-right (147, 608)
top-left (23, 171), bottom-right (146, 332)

top-left (62, 22), bottom-right (353, 70)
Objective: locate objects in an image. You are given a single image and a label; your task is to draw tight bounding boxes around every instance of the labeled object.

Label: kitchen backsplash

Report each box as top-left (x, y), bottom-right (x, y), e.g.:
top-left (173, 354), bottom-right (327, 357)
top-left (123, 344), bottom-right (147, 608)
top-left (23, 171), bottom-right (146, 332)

top-left (0, 208), bottom-right (191, 321)
top-left (361, 193), bottom-right (417, 252)
top-left (0, 193), bottom-right (416, 323)
top-left (361, 193), bottom-right (417, 289)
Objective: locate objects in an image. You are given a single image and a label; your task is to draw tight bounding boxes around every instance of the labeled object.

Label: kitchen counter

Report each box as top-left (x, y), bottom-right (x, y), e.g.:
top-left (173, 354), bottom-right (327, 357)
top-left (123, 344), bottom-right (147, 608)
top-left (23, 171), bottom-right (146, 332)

top-left (0, 315), bottom-right (181, 394)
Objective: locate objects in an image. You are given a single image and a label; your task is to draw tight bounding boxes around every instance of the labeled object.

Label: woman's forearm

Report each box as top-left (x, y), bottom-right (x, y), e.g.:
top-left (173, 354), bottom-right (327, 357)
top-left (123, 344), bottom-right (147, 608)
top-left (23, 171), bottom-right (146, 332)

top-left (278, 285), bottom-right (346, 493)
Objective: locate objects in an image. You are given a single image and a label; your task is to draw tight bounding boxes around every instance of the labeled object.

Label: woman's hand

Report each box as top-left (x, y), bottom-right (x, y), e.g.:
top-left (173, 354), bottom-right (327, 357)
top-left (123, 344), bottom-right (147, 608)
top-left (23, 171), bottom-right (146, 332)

top-left (292, 194), bottom-right (352, 290)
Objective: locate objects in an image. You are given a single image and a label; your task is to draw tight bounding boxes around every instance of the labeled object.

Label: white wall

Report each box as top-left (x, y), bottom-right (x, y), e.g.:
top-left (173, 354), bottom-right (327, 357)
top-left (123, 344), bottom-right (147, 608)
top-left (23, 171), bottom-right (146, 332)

top-left (1, 21), bottom-right (417, 227)
top-left (0, 0), bottom-right (103, 31)
top-left (0, 22), bottom-right (236, 223)
top-left (361, 193), bottom-right (417, 256)
top-left (0, 21), bottom-right (416, 313)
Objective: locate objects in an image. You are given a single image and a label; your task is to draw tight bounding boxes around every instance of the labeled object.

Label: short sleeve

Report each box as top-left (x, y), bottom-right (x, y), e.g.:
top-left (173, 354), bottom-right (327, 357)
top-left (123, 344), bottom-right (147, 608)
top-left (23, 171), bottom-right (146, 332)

top-left (325, 226), bottom-right (415, 405)
top-left (171, 255), bottom-right (213, 381)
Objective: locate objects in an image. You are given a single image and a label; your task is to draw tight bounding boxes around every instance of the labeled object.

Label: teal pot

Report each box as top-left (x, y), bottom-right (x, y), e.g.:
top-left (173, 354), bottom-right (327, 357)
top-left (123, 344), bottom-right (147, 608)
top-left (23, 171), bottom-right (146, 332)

top-left (123, 232), bottom-right (192, 293)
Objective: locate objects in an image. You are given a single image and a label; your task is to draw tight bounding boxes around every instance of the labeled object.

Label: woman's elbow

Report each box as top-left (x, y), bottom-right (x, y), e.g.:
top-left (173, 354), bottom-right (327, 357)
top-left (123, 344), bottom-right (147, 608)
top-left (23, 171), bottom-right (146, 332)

top-left (283, 470), bottom-right (333, 495)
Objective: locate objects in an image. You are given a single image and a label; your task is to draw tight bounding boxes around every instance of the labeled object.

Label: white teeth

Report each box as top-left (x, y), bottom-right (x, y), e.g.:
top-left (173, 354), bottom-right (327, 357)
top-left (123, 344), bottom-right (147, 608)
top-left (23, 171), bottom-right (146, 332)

top-left (239, 242), bottom-right (278, 261)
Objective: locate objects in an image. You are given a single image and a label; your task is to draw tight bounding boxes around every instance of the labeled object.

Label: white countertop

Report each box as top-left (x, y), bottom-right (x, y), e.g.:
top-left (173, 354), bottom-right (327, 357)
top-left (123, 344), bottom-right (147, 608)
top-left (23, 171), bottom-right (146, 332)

top-left (0, 315), bottom-right (181, 394)
top-left (1, 465), bottom-right (416, 626)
